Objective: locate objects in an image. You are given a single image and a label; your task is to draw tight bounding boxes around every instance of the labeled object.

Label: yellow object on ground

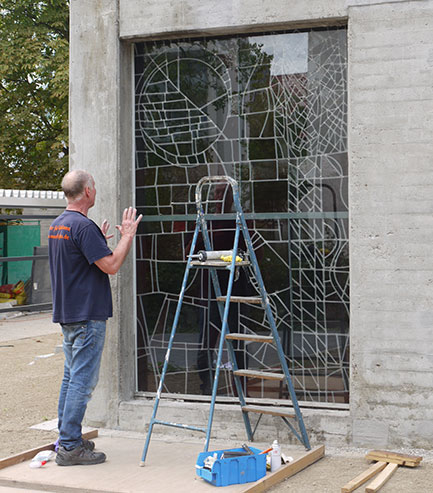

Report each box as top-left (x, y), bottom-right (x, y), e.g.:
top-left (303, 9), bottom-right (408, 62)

top-left (0, 281), bottom-right (27, 305)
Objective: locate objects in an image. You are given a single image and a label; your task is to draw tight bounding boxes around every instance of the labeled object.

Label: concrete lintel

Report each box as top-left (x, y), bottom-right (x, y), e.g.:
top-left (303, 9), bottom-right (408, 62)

top-left (120, 17), bottom-right (348, 42)
top-left (119, 0), bottom-right (348, 40)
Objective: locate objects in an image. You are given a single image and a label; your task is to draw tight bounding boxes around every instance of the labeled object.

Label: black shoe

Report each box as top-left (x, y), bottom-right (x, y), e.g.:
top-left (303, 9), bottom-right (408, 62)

top-left (82, 439), bottom-right (95, 451)
top-left (56, 444), bottom-right (106, 466)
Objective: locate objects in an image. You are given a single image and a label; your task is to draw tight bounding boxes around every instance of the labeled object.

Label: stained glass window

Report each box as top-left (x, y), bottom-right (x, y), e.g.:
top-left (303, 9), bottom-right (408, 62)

top-left (135, 27), bottom-right (348, 403)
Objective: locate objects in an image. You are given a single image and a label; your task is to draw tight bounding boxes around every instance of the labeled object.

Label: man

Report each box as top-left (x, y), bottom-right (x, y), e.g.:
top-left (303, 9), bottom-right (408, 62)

top-left (48, 169), bottom-right (142, 466)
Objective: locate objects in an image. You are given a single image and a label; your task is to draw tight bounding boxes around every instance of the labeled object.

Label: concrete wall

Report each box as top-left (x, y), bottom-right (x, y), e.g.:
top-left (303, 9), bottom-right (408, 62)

top-left (119, 399), bottom-right (351, 448)
top-left (69, 0), bottom-right (433, 449)
top-left (348, 0), bottom-right (433, 448)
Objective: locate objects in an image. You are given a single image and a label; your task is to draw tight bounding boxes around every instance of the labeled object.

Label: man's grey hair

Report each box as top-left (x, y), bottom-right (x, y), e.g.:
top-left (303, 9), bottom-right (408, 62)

top-left (61, 170), bottom-right (94, 201)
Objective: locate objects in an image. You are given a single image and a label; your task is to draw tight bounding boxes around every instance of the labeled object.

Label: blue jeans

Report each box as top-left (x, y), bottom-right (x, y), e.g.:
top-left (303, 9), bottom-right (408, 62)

top-left (58, 320), bottom-right (106, 450)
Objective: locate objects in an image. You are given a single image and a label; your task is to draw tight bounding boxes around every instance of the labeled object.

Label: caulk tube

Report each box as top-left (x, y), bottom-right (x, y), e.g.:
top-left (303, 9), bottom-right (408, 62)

top-left (190, 250), bottom-right (233, 261)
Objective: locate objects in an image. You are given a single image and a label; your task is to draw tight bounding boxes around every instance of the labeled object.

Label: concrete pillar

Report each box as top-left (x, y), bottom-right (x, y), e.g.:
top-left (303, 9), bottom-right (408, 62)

top-left (348, 0), bottom-right (433, 448)
top-left (69, 0), bottom-right (135, 429)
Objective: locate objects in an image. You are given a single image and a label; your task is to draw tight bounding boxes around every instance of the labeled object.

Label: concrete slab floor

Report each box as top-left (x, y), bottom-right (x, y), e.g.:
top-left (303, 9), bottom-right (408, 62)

top-left (0, 435), bottom-right (294, 493)
top-left (0, 486), bottom-right (46, 493)
top-left (0, 488), bottom-right (49, 493)
top-left (0, 312), bottom-right (58, 342)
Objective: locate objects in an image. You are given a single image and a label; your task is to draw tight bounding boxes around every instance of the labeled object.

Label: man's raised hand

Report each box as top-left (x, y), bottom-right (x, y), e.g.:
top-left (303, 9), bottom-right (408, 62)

top-left (115, 207), bottom-right (143, 237)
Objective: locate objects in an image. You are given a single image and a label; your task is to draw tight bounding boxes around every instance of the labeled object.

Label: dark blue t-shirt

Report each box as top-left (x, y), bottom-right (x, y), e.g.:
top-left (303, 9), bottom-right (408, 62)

top-left (48, 210), bottom-right (113, 323)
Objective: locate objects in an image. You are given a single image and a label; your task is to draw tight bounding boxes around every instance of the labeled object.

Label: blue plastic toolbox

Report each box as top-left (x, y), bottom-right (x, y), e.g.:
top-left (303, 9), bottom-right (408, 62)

top-left (196, 446), bottom-right (266, 487)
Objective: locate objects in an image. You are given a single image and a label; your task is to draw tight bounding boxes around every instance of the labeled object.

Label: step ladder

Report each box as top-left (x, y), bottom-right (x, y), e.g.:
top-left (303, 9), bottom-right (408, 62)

top-left (140, 176), bottom-right (310, 465)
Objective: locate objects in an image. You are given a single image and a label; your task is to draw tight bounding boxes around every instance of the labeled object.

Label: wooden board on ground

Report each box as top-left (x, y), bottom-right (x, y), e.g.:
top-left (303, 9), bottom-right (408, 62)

top-left (366, 450), bottom-right (422, 467)
top-left (0, 429), bottom-right (98, 470)
top-left (242, 445), bottom-right (325, 493)
top-left (341, 461), bottom-right (387, 493)
top-left (365, 462), bottom-right (399, 493)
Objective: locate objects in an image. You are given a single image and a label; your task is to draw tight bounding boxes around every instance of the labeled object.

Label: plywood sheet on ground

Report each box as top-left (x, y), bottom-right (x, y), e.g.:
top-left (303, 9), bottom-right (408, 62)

top-left (0, 436), bottom-right (310, 493)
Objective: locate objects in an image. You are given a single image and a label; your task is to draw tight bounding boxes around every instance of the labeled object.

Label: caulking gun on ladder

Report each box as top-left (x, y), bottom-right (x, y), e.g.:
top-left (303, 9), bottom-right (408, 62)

top-left (189, 250), bottom-right (243, 262)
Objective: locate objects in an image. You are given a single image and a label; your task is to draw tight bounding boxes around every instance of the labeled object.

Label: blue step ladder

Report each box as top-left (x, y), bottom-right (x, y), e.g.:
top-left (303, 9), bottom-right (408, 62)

top-left (140, 176), bottom-right (310, 465)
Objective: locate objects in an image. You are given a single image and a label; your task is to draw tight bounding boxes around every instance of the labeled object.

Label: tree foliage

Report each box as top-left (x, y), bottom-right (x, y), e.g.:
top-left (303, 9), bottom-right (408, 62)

top-left (0, 0), bottom-right (69, 190)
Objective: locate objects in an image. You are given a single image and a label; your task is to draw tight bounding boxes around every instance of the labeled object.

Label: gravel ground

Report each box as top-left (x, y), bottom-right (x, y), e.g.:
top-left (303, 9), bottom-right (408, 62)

top-left (1, 314), bottom-right (433, 492)
top-left (0, 330), bottom-right (62, 458)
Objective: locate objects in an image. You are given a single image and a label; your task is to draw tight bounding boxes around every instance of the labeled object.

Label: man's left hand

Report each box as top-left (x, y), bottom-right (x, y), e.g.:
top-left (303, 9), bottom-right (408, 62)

top-left (101, 219), bottom-right (114, 240)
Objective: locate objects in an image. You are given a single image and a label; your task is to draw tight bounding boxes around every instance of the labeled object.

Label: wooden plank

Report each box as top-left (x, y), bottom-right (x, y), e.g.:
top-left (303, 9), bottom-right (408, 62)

top-left (242, 445), bottom-right (325, 493)
top-left (242, 405), bottom-right (295, 418)
top-left (233, 369), bottom-right (285, 381)
top-left (366, 450), bottom-right (422, 467)
top-left (367, 450), bottom-right (422, 462)
top-left (226, 333), bottom-right (274, 343)
top-left (365, 463), bottom-right (398, 492)
top-left (0, 429), bottom-right (98, 470)
top-left (341, 461), bottom-right (387, 493)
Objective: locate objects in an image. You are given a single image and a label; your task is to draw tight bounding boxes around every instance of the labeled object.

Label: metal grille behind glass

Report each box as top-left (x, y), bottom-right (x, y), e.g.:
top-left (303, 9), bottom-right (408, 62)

top-left (135, 27), bottom-right (349, 403)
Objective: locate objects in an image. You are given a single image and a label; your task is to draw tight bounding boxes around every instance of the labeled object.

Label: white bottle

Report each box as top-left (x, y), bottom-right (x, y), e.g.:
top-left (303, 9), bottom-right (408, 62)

top-left (29, 450), bottom-right (55, 468)
top-left (270, 440), bottom-right (281, 472)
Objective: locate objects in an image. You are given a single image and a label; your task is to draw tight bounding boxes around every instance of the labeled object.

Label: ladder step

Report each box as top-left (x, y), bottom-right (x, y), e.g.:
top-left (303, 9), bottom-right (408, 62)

top-left (191, 260), bottom-right (250, 268)
top-left (233, 369), bottom-right (285, 381)
top-left (226, 333), bottom-right (274, 343)
top-left (217, 296), bottom-right (262, 304)
top-left (242, 405), bottom-right (296, 419)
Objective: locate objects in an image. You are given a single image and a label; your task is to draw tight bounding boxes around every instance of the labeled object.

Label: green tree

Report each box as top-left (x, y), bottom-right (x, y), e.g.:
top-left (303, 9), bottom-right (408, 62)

top-left (0, 0), bottom-right (69, 190)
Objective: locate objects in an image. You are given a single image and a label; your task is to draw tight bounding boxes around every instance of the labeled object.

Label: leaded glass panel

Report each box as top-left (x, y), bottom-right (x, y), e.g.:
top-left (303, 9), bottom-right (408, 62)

top-left (135, 27), bottom-right (349, 403)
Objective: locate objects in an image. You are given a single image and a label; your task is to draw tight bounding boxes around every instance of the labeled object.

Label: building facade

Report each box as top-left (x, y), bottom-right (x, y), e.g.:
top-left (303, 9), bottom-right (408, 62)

top-left (70, 0), bottom-right (433, 449)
